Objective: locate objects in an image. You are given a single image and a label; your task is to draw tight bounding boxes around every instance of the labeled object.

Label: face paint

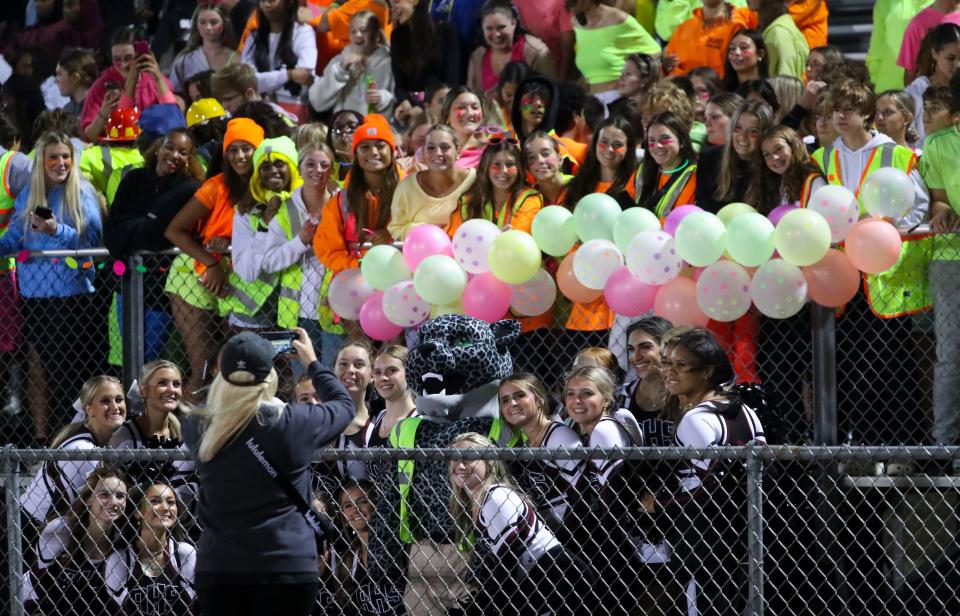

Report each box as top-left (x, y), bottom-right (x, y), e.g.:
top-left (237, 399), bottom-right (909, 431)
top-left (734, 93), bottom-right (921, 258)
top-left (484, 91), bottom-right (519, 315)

top-left (45, 157), bottom-right (72, 172)
top-left (598, 142), bottom-right (626, 153)
top-left (491, 162), bottom-right (519, 172)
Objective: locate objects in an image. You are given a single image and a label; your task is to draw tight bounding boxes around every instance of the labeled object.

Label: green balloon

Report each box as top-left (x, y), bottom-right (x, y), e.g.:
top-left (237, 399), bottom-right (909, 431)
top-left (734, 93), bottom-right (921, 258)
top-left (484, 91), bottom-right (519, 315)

top-left (613, 208), bottom-right (660, 252)
top-left (430, 299), bottom-right (465, 318)
top-left (717, 202), bottom-right (758, 226)
top-left (724, 213), bottom-right (775, 267)
top-left (489, 230), bottom-right (542, 284)
top-left (773, 209), bottom-right (832, 267)
top-left (532, 206), bottom-right (579, 256)
top-left (413, 255), bottom-right (467, 305)
top-left (360, 244), bottom-right (411, 291)
top-left (573, 193), bottom-right (622, 242)
top-left (675, 211), bottom-right (726, 267)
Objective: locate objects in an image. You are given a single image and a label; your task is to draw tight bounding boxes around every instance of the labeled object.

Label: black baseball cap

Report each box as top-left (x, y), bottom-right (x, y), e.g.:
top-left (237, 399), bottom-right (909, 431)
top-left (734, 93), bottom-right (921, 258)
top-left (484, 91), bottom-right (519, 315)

top-left (220, 332), bottom-right (276, 386)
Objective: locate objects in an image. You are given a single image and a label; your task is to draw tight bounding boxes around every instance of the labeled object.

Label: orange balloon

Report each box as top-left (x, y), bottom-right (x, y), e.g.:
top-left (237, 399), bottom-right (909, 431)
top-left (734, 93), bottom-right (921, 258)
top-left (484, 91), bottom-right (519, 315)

top-left (802, 249), bottom-right (861, 307)
top-left (653, 277), bottom-right (709, 326)
top-left (558, 252), bottom-right (603, 303)
top-left (844, 218), bottom-right (902, 274)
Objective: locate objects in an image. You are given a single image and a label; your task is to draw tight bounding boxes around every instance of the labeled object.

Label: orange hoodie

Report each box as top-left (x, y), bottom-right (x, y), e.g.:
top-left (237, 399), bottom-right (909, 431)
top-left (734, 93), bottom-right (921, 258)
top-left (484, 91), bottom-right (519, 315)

top-left (665, 5), bottom-right (758, 77)
top-left (788, 0), bottom-right (828, 50)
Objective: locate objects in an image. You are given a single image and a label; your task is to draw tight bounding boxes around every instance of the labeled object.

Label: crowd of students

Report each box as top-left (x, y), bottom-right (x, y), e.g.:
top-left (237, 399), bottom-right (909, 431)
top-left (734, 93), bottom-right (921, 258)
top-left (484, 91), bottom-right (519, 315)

top-left (1, 0), bottom-right (960, 612)
top-left (20, 318), bottom-right (767, 616)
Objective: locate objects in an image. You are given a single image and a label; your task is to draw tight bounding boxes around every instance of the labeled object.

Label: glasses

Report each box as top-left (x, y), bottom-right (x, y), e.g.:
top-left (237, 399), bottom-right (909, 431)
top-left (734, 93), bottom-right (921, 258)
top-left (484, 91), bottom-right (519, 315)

top-left (332, 123), bottom-right (359, 136)
top-left (219, 91), bottom-right (244, 105)
top-left (488, 136), bottom-right (519, 146)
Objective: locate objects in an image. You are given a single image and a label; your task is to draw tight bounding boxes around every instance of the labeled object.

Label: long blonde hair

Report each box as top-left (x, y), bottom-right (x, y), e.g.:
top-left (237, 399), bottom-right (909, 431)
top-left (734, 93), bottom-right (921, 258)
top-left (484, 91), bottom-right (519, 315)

top-left (447, 432), bottom-right (518, 545)
top-left (140, 360), bottom-right (184, 440)
top-left (27, 132), bottom-right (87, 235)
top-left (193, 369), bottom-right (279, 462)
top-left (51, 375), bottom-right (123, 447)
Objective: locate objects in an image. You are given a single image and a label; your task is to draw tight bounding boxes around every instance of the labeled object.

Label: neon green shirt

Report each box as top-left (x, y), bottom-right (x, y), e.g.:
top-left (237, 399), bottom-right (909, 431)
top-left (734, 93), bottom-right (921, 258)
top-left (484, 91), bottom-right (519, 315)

top-left (763, 14), bottom-right (810, 80)
top-left (574, 17), bottom-right (661, 85)
top-left (866, 0), bottom-right (933, 91)
top-left (920, 125), bottom-right (960, 260)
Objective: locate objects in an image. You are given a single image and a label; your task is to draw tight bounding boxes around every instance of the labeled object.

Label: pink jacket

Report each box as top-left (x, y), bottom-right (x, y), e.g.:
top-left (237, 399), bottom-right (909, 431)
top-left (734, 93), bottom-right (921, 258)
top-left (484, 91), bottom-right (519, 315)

top-left (79, 66), bottom-right (176, 132)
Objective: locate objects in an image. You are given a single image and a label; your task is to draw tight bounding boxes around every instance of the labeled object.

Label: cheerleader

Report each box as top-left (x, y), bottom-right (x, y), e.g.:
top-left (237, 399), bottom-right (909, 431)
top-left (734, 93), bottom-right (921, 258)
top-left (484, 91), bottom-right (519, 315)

top-left (23, 467), bottom-right (129, 616)
top-left (448, 432), bottom-right (591, 616)
top-left (497, 372), bottom-right (586, 529)
top-left (106, 481), bottom-right (196, 615)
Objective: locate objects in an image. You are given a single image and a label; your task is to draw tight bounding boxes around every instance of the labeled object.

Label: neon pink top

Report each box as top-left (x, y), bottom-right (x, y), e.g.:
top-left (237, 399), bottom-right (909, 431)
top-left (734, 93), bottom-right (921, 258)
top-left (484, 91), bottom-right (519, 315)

top-left (481, 36), bottom-right (527, 92)
top-left (897, 7), bottom-right (960, 72)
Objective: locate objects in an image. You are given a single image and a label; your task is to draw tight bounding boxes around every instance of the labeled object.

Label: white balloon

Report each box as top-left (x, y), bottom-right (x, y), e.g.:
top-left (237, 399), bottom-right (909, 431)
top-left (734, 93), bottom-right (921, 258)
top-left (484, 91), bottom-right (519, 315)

top-left (452, 218), bottom-right (501, 274)
top-left (860, 167), bottom-right (915, 220)
top-left (509, 269), bottom-right (557, 316)
top-left (750, 259), bottom-right (807, 319)
top-left (382, 280), bottom-right (431, 327)
top-left (573, 239), bottom-right (624, 290)
top-left (625, 230), bottom-right (683, 285)
top-left (808, 184), bottom-right (859, 242)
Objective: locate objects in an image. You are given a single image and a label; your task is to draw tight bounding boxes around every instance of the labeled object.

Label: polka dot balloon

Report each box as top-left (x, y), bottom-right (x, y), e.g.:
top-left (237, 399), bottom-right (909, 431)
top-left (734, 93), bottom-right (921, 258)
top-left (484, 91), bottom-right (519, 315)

top-left (452, 218), bottom-right (501, 274)
top-left (382, 280), bottom-right (431, 328)
top-left (625, 230), bottom-right (683, 286)
top-left (695, 260), bottom-right (752, 322)
top-left (807, 184), bottom-right (859, 243)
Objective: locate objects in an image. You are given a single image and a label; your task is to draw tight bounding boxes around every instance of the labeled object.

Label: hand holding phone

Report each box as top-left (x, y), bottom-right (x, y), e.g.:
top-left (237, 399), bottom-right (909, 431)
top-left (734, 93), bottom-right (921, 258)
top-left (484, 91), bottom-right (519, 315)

top-left (133, 40), bottom-right (151, 57)
top-left (261, 331), bottom-right (299, 356)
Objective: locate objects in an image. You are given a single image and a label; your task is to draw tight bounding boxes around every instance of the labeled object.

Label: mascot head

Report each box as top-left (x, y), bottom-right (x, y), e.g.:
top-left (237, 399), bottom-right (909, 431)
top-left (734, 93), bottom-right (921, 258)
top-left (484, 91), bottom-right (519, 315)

top-left (406, 315), bottom-right (521, 419)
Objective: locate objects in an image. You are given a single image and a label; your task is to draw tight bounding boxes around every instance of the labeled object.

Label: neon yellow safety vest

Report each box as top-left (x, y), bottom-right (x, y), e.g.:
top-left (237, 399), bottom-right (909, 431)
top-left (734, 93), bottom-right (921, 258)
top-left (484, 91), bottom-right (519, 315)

top-left (79, 145), bottom-right (144, 198)
top-left (459, 188), bottom-right (540, 228)
top-left (217, 207), bottom-right (301, 327)
top-left (633, 162), bottom-right (698, 218)
top-left (0, 150), bottom-right (17, 272)
top-left (812, 142), bottom-right (932, 317)
top-left (389, 416), bottom-right (516, 545)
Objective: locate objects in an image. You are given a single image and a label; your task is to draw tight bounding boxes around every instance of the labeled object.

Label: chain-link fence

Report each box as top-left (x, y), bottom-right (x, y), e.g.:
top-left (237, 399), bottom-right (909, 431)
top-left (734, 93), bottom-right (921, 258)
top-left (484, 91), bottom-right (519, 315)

top-left (3, 445), bottom-right (960, 616)
top-left (0, 226), bottom-right (949, 449)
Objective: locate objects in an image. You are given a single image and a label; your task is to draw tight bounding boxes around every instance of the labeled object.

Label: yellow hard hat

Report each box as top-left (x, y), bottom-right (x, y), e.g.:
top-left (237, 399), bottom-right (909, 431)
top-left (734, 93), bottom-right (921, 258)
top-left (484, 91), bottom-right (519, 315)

top-left (186, 98), bottom-right (226, 128)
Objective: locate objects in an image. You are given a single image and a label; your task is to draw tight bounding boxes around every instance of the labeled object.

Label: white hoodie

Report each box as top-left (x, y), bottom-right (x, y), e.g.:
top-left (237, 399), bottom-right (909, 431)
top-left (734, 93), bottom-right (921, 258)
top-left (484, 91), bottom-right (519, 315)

top-left (308, 44), bottom-right (395, 115)
top-left (831, 131), bottom-right (929, 228)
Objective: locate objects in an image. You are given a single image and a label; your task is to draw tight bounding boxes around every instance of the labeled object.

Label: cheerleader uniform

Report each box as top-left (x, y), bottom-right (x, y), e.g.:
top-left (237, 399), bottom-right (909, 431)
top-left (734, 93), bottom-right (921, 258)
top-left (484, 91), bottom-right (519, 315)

top-left (510, 421), bottom-right (586, 530)
top-left (468, 484), bottom-right (591, 616)
top-left (105, 539), bottom-right (197, 615)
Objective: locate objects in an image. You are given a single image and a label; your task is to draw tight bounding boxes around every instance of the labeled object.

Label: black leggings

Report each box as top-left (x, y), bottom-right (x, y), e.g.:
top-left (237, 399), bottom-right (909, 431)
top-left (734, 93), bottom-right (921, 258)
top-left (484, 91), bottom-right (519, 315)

top-left (197, 581), bottom-right (318, 616)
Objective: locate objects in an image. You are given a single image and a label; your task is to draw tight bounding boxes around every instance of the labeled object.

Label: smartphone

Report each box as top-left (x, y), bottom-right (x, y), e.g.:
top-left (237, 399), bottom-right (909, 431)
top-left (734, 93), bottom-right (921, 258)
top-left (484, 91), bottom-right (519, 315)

top-left (34, 207), bottom-right (54, 220)
top-left (103, 79), bottom-right (120, 92)
top-left (261, 331), bottom-right (299, 355)
top-left (134, 40), bottom-right (151, 57)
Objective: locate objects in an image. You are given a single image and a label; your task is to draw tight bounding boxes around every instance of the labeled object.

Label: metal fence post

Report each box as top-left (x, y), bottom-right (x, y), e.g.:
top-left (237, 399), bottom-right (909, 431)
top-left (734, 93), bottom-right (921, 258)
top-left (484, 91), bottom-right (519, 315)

top-left (4, 446), bottom-right (24, 616)
top-left (120, 254), bottom-right (145, 397)
top-left (746, 444), bottom-right (765, 616)
top-left (811, 304), bottom-right (839, 445)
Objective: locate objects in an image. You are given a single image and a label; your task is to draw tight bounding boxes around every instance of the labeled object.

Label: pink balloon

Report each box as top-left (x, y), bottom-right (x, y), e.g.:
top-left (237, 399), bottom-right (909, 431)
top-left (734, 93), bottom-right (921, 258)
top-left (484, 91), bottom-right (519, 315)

top-left (603, 266), bottom-right (657, 317)
top-left (803, 249), bottom-right (861, 308)
top-left (359, 291), bottom-right (404, 341)
top-left (768, 204), bottom-right (798, 227)
top-left (403, 224), bottom-right (454, 271)
top-left (663, 204), bottom-right (703, 236)
top-left (654, 277), bottom-right (709, 326)
top-left (844, 218), bottom-right (902, 274)
top-left (510, 269), bottom-right (557, 317)
top-left (463, 272), bottom-right (512, 322)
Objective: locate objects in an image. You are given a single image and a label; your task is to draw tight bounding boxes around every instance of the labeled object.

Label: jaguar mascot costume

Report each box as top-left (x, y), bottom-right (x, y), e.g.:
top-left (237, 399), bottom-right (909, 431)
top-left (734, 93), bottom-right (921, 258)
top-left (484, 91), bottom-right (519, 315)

top-left (368, 314), bottom-right (521, 615)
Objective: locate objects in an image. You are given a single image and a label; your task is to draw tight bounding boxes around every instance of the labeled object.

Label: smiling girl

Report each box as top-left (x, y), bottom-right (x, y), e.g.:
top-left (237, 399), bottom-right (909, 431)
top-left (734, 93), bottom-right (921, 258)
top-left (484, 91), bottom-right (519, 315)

top-left (25, 468), bottom-right (130, 616)
top-left (749, 125), bottom-right (826, 212)
top-left (365, 345), bottom-right (416, 450)
top-left (721, 30), bottom-right (769, 92)
top-left (0, 131), bottom-right (102, 444)
top-left (466, 0), bottom-right (553, 97)
top-left (441, 86), bottom-right (488, 168)
top-left (448, 432), bottom-right (590, 616)
top-left (497, 372), bottom-right (585, 529)
top-left (330, 480), bottom-right (406, 615)
top-left (389, 125), bottom-right (476, 240)
top-left (635, 111), bottom-right (698, 217)
top-left (107, 482), bottom-right (196, 616)
top-left (22, 376), bottom-right (126, 524)
top-left (906, 23), bottom-right (960, 144)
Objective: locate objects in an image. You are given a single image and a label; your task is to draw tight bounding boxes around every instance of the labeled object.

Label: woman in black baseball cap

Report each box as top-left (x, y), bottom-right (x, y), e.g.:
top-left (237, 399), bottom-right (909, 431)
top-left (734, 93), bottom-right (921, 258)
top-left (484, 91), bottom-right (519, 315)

top-left (181, 328), bottom-right (354, 616)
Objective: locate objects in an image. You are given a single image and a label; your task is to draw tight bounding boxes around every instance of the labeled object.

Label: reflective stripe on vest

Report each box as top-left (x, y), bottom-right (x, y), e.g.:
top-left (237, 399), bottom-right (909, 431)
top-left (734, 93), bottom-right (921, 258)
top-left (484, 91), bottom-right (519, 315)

top-left (0, 150), bottom-right (16, 271)
top-left (814, 143), bottom-right (931, 317)
top-left (654, 164), bottom-right (697, 218)
top-left (217, 212), bottom-right (280, 318)
top-left (274, 202), bottom-right (303, 329)
top-left (799, 173), bottom-right (821, 208)
top-left (460, 188), bottom-right (540, 228)
top-left (390, 416), bottom-right (516, 544)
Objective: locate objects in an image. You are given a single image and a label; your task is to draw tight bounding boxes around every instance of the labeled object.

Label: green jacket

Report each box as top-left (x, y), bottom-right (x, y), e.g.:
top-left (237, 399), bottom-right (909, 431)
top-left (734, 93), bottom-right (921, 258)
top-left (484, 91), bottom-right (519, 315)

top-left (764, 14), bottom-right (810, 80)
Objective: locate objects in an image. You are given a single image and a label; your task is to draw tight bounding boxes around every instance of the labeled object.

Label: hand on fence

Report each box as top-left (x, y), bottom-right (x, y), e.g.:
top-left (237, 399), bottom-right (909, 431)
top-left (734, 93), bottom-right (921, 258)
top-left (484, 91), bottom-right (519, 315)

top-left (930, 207), bottom-right (960, 233)
top-left (298, 217), bottom-right (319, 244)
top-left (205, 236), bottom-right (230, 252)
top-left (199, 262), bottom-right (228, 297)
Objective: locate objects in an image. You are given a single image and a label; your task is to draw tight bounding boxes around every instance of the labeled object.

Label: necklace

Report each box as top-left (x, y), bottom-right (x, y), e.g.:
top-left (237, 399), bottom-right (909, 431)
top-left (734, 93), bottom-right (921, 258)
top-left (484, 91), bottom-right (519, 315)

top-left (661, 160), bottom-right (691, 175)
top-left (139, 540), bottom-right (166, 577)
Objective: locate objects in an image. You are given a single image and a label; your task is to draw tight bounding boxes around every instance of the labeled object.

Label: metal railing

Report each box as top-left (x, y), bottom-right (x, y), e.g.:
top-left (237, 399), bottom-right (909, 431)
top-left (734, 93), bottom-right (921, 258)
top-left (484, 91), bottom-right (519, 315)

top-left (3, 445), bottom-right (960, 616)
